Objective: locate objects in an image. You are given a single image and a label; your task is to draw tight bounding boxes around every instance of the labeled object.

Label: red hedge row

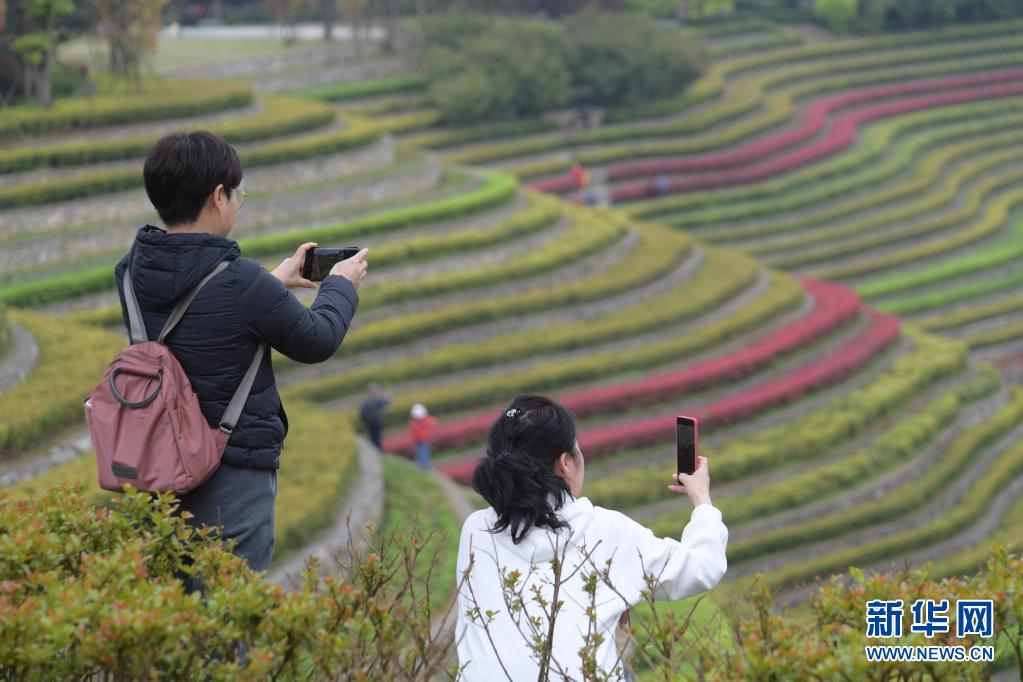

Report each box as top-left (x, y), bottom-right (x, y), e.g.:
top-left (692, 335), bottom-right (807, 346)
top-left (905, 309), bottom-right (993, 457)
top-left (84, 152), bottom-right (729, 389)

top-left (438, 308), bottom-right (900, 484)
top-left (609, 79), bottom-right (1023, 202)
top-left (530, 67), bottom-right (1023, 197)
top-left (383, 278), bottom-right (863, 454)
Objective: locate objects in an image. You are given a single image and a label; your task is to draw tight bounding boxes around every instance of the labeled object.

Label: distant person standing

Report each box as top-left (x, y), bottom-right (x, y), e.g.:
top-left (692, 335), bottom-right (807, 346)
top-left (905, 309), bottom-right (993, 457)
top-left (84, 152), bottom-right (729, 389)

top-left (359, 383), bottom-right (391, 450)
top-left (654, 174), bottom-right (670, 197)
top-left (570, 163), bottom-right (590, 190)
top-left (410, 403), bottom-right (437, 470)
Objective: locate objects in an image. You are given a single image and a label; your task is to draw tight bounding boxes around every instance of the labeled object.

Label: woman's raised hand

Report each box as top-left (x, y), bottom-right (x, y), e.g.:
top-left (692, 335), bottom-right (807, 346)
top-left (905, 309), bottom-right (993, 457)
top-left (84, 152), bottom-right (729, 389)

top-left (669, 456), bottom-right (713, 508)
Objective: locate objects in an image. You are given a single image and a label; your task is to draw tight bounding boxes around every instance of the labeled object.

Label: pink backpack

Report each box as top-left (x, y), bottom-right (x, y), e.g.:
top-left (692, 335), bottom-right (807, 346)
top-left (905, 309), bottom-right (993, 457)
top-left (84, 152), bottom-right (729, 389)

top-left (85, 262), bottom-right (265, 494)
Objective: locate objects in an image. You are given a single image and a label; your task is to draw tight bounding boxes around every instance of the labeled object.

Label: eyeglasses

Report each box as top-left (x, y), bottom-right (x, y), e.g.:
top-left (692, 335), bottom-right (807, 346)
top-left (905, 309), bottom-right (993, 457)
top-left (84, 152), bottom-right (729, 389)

top-left (231, 185), bottom-right (247, 209)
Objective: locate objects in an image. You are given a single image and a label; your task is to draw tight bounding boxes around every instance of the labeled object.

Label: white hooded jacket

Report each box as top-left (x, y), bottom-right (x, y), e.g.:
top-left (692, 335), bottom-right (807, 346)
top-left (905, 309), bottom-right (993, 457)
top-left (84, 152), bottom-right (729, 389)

top-left (454, 497), bottom-right (728, 681)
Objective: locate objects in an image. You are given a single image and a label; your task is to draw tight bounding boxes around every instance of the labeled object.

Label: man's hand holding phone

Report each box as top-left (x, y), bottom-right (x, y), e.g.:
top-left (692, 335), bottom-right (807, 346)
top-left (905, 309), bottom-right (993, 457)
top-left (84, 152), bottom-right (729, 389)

top-left (331, 247), bottom-right (369, 289)
top-left (271, 242), bottom-right (320, 290)
top-left (670, 456), bottom-right (712, 508)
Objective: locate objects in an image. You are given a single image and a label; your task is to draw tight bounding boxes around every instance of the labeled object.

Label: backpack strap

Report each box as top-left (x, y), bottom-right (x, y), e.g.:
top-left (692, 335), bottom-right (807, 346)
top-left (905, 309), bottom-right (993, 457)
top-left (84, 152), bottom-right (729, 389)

top-left (122, 270), bottom-right (149, 345)
top-left (126, 259), bottom-right (265, 437)
top-left (218, 343), bottom-right (265, 435)
top-left (157, 261), bottom-right (232, 344)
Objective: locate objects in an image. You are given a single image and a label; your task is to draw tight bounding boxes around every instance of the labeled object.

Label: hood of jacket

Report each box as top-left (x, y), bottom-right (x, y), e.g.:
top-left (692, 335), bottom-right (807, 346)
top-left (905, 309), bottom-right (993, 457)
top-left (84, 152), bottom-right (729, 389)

top-left (123, 225), bottom-right (240, 310)
top-left (489, 496), bottom-right (599, 564)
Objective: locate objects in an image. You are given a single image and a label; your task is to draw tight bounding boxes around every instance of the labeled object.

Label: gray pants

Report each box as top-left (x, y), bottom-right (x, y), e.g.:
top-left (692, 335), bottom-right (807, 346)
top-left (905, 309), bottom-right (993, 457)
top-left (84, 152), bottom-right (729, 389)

top-left (178, 463), bottom-right (277, 572)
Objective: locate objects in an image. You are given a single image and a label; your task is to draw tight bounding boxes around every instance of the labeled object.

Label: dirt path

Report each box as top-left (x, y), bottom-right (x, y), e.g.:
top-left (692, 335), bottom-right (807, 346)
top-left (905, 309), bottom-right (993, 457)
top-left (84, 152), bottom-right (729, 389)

top-left (0, 323), bottom-right (38, 392)
top-left (268, 435), bottom-right (384, 588)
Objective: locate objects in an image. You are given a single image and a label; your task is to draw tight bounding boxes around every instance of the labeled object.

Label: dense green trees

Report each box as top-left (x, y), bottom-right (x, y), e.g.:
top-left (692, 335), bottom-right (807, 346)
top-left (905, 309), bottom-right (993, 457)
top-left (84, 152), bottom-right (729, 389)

top-left (819, 0), bottom-right (1023, 32)
top-left (423, 12), bottom-right (706, 125)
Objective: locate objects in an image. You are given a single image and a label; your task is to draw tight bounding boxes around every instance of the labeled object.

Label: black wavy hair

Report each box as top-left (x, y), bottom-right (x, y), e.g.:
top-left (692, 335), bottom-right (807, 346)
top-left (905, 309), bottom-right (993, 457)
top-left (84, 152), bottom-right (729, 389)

top-left (472, 394), bottom-right (579, 544)
top-left (143, 131), bottom-right (243, 227)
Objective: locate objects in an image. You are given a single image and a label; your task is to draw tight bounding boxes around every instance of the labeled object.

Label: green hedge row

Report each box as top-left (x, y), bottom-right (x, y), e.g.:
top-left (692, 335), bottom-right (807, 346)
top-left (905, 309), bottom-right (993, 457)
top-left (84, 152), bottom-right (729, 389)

top-left (354, 202), bottom-right (621, 311)
top-left (0, 78), bottom-right (253, 139)
top-left (0, 96), bottom-right (348, 207)
top-left (401, 118), bottom-right (560, 150)
top-left (961, 317), bottom-right (1023, 350)
top-left (0, 171), bottom-right (518, 308)
top-left (371, 264), bottom-right (803, 431)
top-left (760, 135), bottom-right (1023, 263)
top-left (447, 30), bottom-right (1023, 166)
top-left (764, 405), bottom-right (1023, 589)
top-left (808, 171), bottom-right (1023, 281)
top-left (928, 492), bottom-right (1023, 578)
top-left (295, 73), bottom-right (428, 102)
top-left (671, 99), bottom-right (1023, 237)
top-left (646, 335), bottom-right (982, 539)
top-left (623, 94), bottom-right (1023, 223)
top-left (587, 328), bottom-right (967, 511)
top-left (882, 262), bottom-right (1023, 321)
top-left (293, 217), bottom-right (697, 398)
top-left (0, 95), bottom-right (340, 174)
top-left (0, 310), bottom-right (124, 456)
top-left (917, 286), bottom-right (1023, 334)
top-left (727, 378), bottom-right (1019, 564)
top-left (863, 218), bottom-right (1023, 307)
top-left (375, 109), bottom-right (443, 134)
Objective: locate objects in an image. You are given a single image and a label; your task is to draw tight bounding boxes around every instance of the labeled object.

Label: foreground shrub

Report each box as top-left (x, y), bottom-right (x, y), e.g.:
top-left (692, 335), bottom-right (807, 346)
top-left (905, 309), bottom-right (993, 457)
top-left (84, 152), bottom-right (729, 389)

top-left (3, 487), bottom-right (1021, 679)
top-left (0, 486), bottom-right (457, 681)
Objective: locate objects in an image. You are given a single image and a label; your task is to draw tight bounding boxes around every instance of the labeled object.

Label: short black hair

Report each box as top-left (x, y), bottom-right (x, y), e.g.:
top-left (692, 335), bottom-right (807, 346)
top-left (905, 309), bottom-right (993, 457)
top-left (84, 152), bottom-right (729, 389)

top-left (472, 394), bottom-right (578, 544)
top-left (143, 131), bottom-right (243, 227)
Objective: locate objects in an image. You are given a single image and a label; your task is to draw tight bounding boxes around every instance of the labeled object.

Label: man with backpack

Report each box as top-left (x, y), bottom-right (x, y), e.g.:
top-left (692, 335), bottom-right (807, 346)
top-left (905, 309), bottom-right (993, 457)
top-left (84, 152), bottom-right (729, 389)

top-left (108, 130), bottom-right (368, 573)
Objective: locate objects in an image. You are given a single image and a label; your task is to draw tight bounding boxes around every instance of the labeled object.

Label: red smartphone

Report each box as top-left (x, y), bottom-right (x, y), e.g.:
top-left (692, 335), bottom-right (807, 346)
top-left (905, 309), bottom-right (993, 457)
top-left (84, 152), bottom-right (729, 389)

top-left (676, 415), bottom-right (698, 476)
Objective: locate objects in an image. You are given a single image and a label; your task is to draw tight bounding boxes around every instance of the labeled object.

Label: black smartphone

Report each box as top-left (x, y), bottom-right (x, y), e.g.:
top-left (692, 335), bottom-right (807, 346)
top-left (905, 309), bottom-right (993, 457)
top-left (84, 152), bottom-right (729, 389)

top-left (302, 247), bottom-right (360, 282)
top-left (676, 415), bottom-right (697, 477)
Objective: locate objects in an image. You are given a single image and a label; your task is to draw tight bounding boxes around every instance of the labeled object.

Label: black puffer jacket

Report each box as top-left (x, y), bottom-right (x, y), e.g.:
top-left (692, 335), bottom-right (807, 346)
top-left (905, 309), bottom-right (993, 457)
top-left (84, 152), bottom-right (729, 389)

top-left (114, 226), bottom-right (358, 471)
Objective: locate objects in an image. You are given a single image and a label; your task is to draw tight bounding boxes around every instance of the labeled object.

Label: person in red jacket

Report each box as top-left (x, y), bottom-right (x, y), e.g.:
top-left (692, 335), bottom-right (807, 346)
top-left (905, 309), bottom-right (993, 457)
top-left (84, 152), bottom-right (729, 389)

top-left (410, 403), bottom-right (438, 470)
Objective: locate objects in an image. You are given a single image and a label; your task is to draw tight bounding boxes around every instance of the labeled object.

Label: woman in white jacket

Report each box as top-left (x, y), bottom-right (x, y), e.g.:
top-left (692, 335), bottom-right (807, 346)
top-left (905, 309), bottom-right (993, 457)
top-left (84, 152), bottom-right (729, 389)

top-left (455, 394), bottom-right (728, 681)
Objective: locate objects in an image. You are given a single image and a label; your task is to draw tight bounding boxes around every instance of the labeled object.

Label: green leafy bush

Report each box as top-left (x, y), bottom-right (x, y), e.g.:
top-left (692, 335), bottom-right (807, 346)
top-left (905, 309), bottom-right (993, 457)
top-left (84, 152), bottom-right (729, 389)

top-left (816, 0), bottom-right (859, 31)
top-left (296, 73), bottom-right (427, 102)
top-left (0, 485), bottom-right (457, 680)
top-left (425, 19), bottom-right (572, 124)
top-left (422, 12), bottom-right (705, 124)
top-left (563, 12), bottom-right (706, 107)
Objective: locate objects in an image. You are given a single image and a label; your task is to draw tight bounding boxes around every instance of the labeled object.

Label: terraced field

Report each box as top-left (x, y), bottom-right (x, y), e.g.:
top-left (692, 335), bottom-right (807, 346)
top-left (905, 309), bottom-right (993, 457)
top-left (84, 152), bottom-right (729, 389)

top-left (2, 19), bottom-right (1023, 660)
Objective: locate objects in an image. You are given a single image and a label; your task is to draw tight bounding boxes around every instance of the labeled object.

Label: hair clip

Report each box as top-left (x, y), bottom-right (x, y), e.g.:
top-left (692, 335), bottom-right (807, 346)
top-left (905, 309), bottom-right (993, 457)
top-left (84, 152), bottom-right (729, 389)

top-left (505, 408), bottom-right (520, 418)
